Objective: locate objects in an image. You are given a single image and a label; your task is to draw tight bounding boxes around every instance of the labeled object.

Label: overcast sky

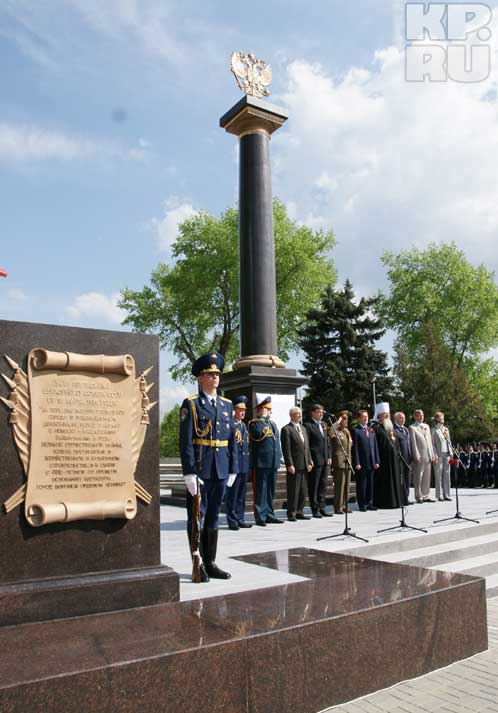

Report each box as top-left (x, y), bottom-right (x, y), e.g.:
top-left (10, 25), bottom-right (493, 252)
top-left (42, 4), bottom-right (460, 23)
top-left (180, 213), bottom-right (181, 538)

top-left (2, 0), bottom-right (498, 410)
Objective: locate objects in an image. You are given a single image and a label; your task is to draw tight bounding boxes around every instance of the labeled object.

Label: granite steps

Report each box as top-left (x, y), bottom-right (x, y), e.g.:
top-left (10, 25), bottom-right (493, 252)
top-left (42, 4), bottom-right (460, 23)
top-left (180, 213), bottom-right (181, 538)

top-left (344, 520), bottom-right (498, 597)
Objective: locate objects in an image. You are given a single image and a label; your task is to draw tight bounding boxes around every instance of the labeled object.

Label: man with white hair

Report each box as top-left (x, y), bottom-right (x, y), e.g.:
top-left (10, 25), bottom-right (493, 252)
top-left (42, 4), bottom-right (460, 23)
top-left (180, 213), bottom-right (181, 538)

top-left (281, 406), bottom-right (313, 521)
top-left (409, 409), bottom-right (436, 503)
top-left (372, 403), bottom-right (403, 509)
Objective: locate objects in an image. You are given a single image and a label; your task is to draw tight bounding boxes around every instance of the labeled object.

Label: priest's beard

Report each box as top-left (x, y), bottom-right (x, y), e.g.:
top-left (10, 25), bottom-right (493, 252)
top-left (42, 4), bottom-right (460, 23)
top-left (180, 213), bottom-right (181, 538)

top-left (382, 417), bottom-right (394, 436)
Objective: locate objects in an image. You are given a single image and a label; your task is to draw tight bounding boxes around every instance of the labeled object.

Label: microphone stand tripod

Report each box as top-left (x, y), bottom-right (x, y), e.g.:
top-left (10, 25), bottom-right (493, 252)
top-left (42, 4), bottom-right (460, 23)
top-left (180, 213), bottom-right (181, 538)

top-left (317, 415), bottom-right (369, 544)
top-left (433, 422), bottom-right (479, 525)
top-left (377, 424), bottom-right (427, 534)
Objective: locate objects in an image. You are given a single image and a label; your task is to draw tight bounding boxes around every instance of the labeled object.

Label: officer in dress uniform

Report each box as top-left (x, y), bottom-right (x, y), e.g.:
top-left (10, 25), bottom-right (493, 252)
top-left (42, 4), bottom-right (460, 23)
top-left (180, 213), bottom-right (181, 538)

top-left (249, 396), bottom-right (283, 526)
top-left (224, 395), bottom-right (253, 531)
top-left (180, 351), bottom-right (238, 582)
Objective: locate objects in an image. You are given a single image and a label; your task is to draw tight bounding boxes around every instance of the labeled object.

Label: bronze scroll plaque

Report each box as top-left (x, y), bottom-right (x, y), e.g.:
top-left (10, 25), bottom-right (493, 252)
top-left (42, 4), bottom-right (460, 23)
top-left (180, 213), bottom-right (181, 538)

top-left (1, 349), bottom-right (155, 527)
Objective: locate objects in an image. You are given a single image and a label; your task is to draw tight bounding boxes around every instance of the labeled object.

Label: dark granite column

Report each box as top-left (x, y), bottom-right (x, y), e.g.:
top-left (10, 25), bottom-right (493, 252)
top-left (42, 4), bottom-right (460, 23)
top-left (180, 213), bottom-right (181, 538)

top-left (220, 96), bottom-right (306, 415)
top-left (239, 131), bottom-right (277, 357)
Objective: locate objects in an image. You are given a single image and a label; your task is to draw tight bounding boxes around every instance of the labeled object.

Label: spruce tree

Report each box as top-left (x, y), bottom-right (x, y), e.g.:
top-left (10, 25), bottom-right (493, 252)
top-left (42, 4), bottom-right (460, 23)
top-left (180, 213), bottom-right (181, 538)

top-left (299, 280), bottom-right (392, 416)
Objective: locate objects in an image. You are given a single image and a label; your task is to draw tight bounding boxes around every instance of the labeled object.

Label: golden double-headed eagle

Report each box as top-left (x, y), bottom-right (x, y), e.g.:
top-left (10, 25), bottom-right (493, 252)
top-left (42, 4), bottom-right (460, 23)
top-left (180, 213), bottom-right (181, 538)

top-left (230, 51), bottom-right (272, 98)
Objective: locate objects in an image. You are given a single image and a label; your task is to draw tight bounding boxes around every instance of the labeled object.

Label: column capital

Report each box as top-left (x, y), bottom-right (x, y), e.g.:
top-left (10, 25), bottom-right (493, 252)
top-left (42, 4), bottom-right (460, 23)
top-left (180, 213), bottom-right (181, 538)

top-left (220, 95), bottom-right (288, 138)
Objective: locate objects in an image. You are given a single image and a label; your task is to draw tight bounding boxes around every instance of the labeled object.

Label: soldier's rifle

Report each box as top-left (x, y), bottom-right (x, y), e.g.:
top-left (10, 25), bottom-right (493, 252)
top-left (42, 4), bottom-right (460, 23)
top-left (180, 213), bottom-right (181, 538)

top-left (191, 417), bottom-right (212, 583)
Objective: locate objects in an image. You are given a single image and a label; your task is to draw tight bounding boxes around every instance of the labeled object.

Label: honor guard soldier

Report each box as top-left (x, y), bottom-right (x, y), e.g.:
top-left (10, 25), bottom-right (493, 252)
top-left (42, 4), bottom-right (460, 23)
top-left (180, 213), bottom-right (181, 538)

top-left (180, 351), bottom-right (238, 581)
top-left (249, 396), bottom-right (283, 526)
top-left (224, 395), bottom-right (252, 530)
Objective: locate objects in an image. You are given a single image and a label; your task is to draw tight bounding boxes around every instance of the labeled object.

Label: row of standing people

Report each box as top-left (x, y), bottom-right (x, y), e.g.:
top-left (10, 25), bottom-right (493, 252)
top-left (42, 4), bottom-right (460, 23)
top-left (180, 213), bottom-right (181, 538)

top-left (179, 350), bottom-right (477, 583)
top-left (458, 444), bottom-right (498, 488)
top-left (226, 401), bottom-right (462, 530)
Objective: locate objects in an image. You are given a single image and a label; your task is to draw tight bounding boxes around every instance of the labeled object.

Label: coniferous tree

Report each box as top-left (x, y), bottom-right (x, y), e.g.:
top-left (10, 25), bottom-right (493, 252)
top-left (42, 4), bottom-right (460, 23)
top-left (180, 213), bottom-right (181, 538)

top-left (299, 280), bottom-right (393, 417)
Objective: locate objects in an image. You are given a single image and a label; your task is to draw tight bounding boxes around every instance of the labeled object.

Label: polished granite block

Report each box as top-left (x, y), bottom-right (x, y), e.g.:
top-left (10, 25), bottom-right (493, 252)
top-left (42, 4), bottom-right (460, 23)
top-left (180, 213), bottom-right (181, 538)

top-left (0, 320), bottom-right (179, 623)
top-left (0, 549), bottom-right (487, 713)
top-left (0, 320), bottom-right (162, 582)
top-left (0, 564), bottom-right (179, 627)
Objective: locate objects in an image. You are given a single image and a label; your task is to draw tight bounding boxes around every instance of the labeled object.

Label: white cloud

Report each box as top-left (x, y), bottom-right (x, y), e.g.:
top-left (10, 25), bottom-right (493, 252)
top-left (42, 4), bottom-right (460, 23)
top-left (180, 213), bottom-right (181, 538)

top-left (6, 288), bottom-right (28, 303)
top-left (0, 122), bottom-right (149, 164)
top-left (152, 198), bottom-right (197, 253)
top-left (67, 0), bottom-right (184, 63)
top-left (273, 17), bottom-right (498, 292)
top-left (159, 383), bottom-right (190, 415)
top-left (2, 0), bottom-right (225, 79)
top-left (67, 291), bottom-right (125, 324)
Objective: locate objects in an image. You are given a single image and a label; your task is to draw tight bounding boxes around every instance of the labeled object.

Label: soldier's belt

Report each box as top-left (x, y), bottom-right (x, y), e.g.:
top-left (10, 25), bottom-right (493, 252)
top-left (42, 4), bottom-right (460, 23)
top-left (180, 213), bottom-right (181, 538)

top-left (193, 438), bottom-right (229, 447)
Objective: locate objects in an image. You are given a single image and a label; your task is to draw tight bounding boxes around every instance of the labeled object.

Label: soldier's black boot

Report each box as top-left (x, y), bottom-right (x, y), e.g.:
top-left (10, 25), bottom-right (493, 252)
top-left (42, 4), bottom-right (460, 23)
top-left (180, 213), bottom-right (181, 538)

top-left (187, 527), bottom-right (209, 583)
top-left (204, 528), bottom-right (231, 579)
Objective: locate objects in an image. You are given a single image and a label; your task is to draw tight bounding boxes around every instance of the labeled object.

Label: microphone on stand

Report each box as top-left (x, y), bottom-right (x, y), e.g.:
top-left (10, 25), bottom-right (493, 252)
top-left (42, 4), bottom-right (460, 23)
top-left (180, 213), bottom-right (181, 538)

top-left (323, 411), bottom-right (337, 421)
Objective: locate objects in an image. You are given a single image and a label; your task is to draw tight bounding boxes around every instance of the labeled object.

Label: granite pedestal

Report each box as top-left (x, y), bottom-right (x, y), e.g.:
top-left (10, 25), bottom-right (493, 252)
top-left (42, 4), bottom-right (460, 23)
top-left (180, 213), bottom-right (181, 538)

top-left (0, 548), bottom-right (487, 713)
top-left (0, 319), bottom-right (179, 626)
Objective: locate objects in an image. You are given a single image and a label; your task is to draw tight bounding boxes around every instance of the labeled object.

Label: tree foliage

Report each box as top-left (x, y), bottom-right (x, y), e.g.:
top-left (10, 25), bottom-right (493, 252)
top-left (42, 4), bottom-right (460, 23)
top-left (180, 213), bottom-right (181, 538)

top-left (299, 280), bottom-right (393, 416)
top-left (381, 242), bottom-right (498, 428)
top-left (392, 323), bottom-right (491, 443)
top-left (160, 404), bottom-right (180, 458)
top-left (120, 199), bottom-right (336, 380)
top-left (380, 242), bottom-right (498, 366)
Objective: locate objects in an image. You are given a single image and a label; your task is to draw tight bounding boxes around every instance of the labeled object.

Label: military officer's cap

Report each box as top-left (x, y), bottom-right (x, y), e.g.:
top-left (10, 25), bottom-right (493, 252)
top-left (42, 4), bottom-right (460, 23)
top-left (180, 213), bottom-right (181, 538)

top-left (233, 395), bottom-right (248, 409)
top-left (256, 395), bottom-right (272, 409)
top-left (191, 351), bottom-right (224, 377)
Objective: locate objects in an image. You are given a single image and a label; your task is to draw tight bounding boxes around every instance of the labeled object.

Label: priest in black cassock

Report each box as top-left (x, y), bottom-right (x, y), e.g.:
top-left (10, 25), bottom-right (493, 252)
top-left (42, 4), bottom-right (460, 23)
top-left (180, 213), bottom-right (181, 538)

top-left (372, 403), bottom-right (404, 509)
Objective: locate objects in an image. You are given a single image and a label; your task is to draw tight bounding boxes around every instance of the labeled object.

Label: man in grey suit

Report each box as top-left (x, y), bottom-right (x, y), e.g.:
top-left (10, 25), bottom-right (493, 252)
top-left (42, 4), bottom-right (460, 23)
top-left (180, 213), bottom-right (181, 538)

top-left (409, 409), bottom-right (436, 503)
top-left (281, 407), bottom-right (313, 521)
top-left (431, 411), bottom-right (452, 501)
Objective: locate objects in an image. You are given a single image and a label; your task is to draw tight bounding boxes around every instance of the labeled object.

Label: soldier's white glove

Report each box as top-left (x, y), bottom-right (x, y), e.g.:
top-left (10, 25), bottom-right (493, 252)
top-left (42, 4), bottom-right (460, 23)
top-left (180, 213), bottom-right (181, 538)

top-left (227, 474), bottom-right (237, 488)
top-left (184, 474), bottom-right (203, 496)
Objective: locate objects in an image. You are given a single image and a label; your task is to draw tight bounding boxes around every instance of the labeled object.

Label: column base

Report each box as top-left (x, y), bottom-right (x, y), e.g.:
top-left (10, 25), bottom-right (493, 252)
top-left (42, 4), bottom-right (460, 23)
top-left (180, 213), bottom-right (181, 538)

top-left (234, 354), bottom-right (286, 369)
top-left (220, 365), bottom-right (306, 420)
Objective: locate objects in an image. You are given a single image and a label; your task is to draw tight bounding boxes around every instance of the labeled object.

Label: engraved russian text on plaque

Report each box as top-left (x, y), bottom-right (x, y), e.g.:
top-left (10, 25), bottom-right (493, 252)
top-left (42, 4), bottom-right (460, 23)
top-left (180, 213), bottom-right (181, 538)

top-left (1, 349), bottom-right (155, 526)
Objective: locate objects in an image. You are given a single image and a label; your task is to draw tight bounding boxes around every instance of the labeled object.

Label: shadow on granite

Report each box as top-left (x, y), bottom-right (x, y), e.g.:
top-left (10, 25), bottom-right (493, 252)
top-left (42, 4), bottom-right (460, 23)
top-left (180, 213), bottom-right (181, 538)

top-left (0, 548), bottom-right (488, 713)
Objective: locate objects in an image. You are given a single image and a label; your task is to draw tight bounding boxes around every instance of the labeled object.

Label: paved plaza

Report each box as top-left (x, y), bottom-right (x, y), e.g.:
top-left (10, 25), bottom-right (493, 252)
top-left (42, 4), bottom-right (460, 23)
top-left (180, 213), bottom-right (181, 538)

top-left (161, 487), bottom-right (498, 711)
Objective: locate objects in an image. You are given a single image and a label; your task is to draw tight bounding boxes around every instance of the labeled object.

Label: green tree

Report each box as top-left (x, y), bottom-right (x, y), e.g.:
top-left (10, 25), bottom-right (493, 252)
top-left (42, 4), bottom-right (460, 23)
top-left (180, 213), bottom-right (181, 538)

top-left (381, 242), bottom-right (498, 427)
top-left (299, 280), bottom-right (393, 415)
top-left (392, 323), bottom-right (491, 443)
top-left (120, 199), bottom-right (336, 381)
top-left (380, 242), bottom-right (498, 367)
top-left (160, 404), bottom-right (180, 458)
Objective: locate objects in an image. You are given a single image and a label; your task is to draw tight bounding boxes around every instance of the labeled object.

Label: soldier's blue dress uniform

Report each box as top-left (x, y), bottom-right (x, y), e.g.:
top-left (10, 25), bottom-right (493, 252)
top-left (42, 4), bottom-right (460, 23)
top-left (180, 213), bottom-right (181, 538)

top-left (249, 396), bottom-right (283, 525)
top-left (179, 352), bottom-right (238, 580)
top-left (225, 395), bottom-right (251, 530)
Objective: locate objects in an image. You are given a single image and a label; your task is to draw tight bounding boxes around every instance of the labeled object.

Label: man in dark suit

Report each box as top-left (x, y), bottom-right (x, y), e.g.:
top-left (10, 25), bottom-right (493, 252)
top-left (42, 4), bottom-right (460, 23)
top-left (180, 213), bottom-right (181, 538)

top-left (394, 411), bottom-right (414, 504)
top-left (352, 409), bottom-right (380, 511)
top-left (249, 396), bottom-right (283, 526)
top-left (304, 404), bottom-right (332, 517)
top-left (180, 351), bottom-right (239, 581)
top-left (281, 406), bottom-right (313, 522)
top-left (225, 395), bottom-right (253, 530)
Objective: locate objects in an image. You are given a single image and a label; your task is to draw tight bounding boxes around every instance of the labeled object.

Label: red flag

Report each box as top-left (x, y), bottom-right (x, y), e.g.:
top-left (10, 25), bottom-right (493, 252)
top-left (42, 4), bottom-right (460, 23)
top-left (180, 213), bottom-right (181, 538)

top-left (0, 267), bottom-right (7, 278)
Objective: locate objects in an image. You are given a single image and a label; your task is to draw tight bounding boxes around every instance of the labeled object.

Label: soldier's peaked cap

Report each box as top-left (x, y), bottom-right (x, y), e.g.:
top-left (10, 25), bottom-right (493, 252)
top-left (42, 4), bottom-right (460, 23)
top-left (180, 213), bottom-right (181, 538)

top-left (257, 395), bottom-right (272, 409)
top-left (191, 351), bottom-right (224, 377)
top-left (233, 395), bottom-right (248, 409)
